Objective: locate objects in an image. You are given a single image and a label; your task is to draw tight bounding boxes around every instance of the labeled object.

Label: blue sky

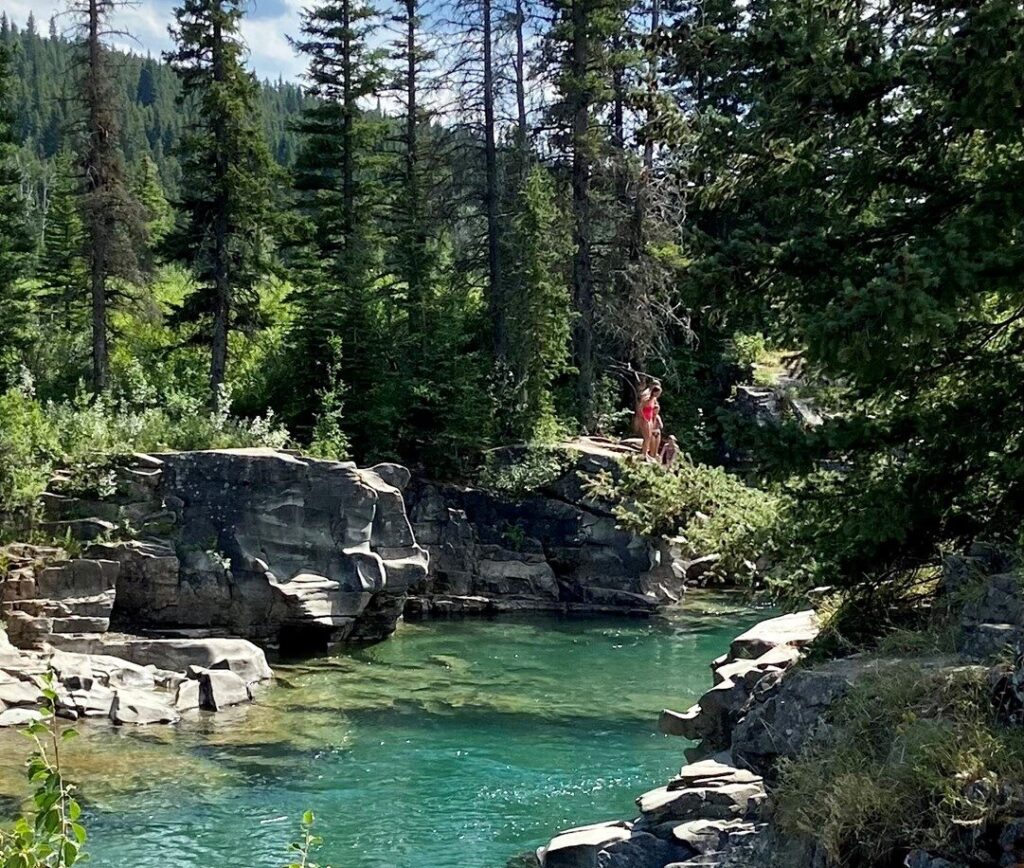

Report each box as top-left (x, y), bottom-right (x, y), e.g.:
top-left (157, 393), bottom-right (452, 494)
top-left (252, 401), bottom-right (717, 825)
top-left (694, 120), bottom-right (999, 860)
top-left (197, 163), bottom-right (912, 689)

top-left (0, 0), bottom-right (309, 81)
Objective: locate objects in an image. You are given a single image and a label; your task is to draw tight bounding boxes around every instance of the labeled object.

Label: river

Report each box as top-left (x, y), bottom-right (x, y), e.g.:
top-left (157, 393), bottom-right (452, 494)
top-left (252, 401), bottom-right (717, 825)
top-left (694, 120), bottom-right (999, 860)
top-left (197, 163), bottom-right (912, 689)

top-left (0, 597), bottom-right (767, 868)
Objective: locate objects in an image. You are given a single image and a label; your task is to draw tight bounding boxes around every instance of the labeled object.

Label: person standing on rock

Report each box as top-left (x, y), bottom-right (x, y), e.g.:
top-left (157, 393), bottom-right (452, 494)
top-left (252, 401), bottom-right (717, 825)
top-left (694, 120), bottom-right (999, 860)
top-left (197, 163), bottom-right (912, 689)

top-left (636, 382), bottom-right (663, 460)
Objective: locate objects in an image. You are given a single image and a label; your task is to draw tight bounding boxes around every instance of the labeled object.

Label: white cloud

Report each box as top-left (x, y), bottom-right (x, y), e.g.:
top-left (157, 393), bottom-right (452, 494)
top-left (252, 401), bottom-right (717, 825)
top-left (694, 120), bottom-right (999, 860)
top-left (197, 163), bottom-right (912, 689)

top-left (0, 0), bottom-right (306, 81)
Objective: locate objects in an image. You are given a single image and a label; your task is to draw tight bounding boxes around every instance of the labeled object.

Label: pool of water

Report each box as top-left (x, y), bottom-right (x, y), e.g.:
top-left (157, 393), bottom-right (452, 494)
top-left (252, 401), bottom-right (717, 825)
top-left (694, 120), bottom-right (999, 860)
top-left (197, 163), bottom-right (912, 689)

top-left (0, 596), bottom-right (767, 868)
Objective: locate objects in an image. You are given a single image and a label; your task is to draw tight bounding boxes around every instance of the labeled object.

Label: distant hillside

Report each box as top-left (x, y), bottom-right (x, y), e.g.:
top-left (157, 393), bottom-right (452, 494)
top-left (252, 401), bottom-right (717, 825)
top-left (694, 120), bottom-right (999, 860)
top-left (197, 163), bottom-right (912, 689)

top-left (0, 11), bottom-right (312, 198)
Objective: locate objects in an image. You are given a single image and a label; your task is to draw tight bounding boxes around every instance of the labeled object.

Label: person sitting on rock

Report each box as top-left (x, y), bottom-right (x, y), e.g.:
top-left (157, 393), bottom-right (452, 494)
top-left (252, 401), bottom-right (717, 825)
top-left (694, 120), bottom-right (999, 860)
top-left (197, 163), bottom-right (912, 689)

top-left (659, 434), bottom-right (679, 467)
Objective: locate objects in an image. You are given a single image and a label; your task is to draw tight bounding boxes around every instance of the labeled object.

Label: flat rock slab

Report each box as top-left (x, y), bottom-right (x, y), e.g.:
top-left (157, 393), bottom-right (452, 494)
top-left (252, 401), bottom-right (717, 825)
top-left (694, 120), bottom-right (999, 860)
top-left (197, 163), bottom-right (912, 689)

top-left (109, 689), bottom-right (180, 726)
top-left (538, 821), bottom-right (633, 868)
top-left (0, 707), bottom-right (43, 727)
top-left (667, 760), bottom-right (762, 791)
top-left (0, 679), bottom-right (42, 708)
top-left (729, 610), bottom-right (819, 660)
top-left (637, 781), bottom-right (766, 824)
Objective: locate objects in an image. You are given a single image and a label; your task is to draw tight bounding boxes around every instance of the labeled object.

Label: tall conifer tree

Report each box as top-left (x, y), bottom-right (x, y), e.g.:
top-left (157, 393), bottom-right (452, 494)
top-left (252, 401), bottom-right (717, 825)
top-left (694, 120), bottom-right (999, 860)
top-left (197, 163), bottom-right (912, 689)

top-left (69, 0), bottom-right (145, 393)
top-left (0, 38), bottom-right (33, 386)
top-left (166, 0), bottom-right (280, 408)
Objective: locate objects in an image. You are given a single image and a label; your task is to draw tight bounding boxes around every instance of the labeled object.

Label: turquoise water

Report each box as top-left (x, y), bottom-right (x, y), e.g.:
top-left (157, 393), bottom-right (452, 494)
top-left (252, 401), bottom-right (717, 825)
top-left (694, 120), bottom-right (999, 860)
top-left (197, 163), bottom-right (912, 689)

top-left (0, 599), bottom-right (765, 868)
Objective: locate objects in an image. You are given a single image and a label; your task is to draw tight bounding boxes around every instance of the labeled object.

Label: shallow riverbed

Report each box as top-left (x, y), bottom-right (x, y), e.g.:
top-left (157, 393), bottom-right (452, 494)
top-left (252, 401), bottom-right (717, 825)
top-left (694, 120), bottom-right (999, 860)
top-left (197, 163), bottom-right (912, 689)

top-left (0, 597), bottom-right (767, 868)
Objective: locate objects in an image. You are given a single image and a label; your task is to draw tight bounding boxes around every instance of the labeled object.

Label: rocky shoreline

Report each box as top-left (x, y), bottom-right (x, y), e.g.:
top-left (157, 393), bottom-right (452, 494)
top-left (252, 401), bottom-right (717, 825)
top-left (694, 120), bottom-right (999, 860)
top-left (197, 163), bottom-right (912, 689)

top-left (532, 545), bottom-right (1024, 868)
top-left (1, 445), bottom-right (689, 731)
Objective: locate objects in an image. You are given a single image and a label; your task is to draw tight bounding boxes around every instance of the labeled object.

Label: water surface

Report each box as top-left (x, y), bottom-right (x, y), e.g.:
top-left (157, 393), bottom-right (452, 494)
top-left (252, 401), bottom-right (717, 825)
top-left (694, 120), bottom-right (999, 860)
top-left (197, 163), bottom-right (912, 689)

top-left (0, 597), bottom-right (765, 868)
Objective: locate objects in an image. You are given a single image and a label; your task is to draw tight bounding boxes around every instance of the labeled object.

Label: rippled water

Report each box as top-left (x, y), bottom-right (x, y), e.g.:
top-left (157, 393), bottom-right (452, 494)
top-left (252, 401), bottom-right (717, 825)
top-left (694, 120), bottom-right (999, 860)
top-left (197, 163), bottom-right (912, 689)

top-left (0, 596), bottom-right (766, 868)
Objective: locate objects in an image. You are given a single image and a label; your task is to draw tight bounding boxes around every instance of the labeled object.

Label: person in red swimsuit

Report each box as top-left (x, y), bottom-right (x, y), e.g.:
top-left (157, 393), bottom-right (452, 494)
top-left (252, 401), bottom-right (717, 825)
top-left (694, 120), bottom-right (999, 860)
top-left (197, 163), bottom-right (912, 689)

top-left (636, 383), bottom-right (663, 460)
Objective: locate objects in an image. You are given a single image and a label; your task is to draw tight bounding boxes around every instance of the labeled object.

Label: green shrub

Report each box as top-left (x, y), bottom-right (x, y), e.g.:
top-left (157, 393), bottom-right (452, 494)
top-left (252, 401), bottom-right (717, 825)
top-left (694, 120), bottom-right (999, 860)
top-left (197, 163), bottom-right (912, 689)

top-left (775, 663), bottom-right (1024, 866)
top-left (0, 378), bottom-right (290, 518)
top-left (584, 456), bottom-right (781, 583)
top-left (478, 448), bottom-right (572, 499)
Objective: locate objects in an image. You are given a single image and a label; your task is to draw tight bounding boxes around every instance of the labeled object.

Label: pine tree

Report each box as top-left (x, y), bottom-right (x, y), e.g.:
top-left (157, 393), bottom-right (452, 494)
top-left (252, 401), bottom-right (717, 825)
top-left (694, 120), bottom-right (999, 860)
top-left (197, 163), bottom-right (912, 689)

top-left (131, 154), bottom-right (173, 254)
top-left (0, 38), bottom-right (33, 386)
top-left (500, 165), bottom-right (573, 440)
top-left (166, 0), bottom-right (281, 408)
top-left (37, 150), bottom-right (88, 330)
top-left (69, 0), bottom-right (146, 393)
top-left (540, 0), bottom-right (622, 428)
top-left (289, 0), bottom-right (388, 432)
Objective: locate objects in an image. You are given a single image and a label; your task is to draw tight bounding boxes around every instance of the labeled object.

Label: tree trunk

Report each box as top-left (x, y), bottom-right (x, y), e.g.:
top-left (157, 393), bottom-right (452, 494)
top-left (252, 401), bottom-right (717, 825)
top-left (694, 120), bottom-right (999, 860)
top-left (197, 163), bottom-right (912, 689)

top-left (514, 0), bottom-right (528, 155)
top-left (87, 0), bottom-right (107, 393)
top-left (482, 0), bottom-right (504, 364)
top-left (341, 0), bottom-right (354, 239)
top-left (210, 9), bottom-right (229, 410)
top-left (571, 0), bottom-right (595, 427)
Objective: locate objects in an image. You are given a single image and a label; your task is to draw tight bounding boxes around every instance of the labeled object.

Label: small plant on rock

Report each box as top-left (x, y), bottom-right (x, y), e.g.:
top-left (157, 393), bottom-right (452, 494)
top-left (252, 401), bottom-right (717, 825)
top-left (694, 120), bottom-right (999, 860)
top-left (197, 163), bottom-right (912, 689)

top-left (0, 671), bottom-right (87, 868)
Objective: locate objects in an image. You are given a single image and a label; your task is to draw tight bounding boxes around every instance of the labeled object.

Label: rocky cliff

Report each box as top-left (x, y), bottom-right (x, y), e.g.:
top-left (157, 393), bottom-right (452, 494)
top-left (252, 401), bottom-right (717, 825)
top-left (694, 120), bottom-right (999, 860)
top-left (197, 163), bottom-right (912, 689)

top-left (404, 442), bottom-right (688, 618)
top-left (40, 448), bottom-right (428, 649)
top-left (0, 448), bottom-right (431, 729)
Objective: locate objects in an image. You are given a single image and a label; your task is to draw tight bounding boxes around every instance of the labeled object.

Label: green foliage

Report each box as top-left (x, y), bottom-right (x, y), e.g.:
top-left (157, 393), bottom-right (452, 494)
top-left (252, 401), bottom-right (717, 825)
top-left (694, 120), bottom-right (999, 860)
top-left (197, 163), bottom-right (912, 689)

top-left (0, 672), bottom-right (87, 868)
top-left (35, 152), bottom-right (87, 332)
top-left (478, 448), bottom-right (572, 499)
top-left (306, 339), bottom-right (351, 462)
top-left (495, 165), bottom-right (573, 442)
top-left (0, 39), bottom-right (33, 389)
top-left (585, 457), bottom-right (780, 583)
top-left (166, 0), bottom-right (284, 404)
top-left (2, 21), bottom-right (310, 203)
top-left (131, 155), bottom-right (174, 254)
top-left (663, 0), bottom-right (1024, 589)
top-left (775, 663), bottom-right (1024, 866)
top-left (0, 375), bottom-right (288, 518)
top-left (285, 810), bottom-right (328, 868)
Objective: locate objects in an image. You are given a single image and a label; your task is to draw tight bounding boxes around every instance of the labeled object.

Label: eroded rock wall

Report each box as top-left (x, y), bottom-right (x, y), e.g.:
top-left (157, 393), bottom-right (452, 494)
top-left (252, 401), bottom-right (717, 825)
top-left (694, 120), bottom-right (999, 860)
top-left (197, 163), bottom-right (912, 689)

top-left (40, 449), bottom-right (428, 648)
top-left (405, 445), bottom-right (687, 617)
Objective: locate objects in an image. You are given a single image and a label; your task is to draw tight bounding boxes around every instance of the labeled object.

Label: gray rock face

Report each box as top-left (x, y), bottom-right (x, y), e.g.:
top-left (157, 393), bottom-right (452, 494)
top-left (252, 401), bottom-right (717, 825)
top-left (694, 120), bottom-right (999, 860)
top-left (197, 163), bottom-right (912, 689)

top-left (539, 760), bottom-right (768, 868)
top-left (405, 445), bottom-right (686, 616)
top-left (109, 688), bottom-right (180, 725)
top-left (659, 611), bottom-right (819, 753)
top-left (37, 449), bottom-right (429, 647)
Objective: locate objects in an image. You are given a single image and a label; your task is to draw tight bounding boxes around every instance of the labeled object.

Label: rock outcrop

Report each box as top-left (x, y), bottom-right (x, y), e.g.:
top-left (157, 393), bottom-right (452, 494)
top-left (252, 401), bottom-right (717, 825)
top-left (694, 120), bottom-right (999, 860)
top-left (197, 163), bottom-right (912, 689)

top-left (39, 449), bottom-right (429, 648)
top-left (656, 611), bottom-right (819, 756)
top-left (404, 442), bottom-right (687, 617)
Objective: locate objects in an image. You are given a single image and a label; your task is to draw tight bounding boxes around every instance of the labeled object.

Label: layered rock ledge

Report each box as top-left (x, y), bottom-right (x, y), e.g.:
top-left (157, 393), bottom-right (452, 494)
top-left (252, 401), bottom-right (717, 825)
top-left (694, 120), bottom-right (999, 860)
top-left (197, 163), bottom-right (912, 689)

top-left (1, 448), bottom-right (431, 726)
top-left (404, 441), bottom-right (690, 618)
top-left (533, 549), bottom-right (1024, 868)
top-left (39, 448), bottom-right (428, 648)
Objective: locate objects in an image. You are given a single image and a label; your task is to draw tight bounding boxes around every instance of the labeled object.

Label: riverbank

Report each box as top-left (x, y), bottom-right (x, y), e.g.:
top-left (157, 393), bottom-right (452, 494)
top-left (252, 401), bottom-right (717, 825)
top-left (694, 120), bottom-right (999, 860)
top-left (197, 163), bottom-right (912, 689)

top-left (533, 546), bottom-right (1024, 868)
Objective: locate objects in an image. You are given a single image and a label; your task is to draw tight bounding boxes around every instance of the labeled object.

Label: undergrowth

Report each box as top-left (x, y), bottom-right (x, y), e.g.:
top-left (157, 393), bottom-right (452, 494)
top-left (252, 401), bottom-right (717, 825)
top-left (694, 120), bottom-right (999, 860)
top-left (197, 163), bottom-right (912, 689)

top-left (0, 377), bottom-right (289, 521)
top-left (775, 662), bottom-right (1024, 866)
top-left (584, 456), bottom-right (781, 584)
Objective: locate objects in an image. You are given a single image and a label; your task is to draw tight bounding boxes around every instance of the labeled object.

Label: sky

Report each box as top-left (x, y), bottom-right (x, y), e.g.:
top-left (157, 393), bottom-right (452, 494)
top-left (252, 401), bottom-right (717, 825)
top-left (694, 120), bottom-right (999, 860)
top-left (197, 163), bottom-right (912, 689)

top-left (0, 0), bottom-right (308, 81)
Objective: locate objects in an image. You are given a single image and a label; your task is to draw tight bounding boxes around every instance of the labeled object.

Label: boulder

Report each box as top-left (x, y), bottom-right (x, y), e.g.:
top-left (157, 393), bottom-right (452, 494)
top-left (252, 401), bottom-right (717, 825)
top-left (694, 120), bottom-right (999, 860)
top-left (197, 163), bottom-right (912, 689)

top-left (46, 635), bottom-right (271, 685)
top-left (404, 443), bottom-right (686, 616)
top-left (537, 821), bottom-right (633, 868)
top-left (44, 450), bottom-right (428, 646)
top-left (0, 707), bottom-right (43, 727)
top-left (0, 678), bottom-right (42, 708)
top-left (109, 689), bottom-right (180, 725)
top-left (636, 781), bottom-right (766, 824)
top-left (190, 667), bottom-right (251, 711)
top-left (729, 611), bottom-right (819, 660)
top-left (732, 655), bottom-right (902, 775)
top-left (174, 679), bottom-right (201, 712)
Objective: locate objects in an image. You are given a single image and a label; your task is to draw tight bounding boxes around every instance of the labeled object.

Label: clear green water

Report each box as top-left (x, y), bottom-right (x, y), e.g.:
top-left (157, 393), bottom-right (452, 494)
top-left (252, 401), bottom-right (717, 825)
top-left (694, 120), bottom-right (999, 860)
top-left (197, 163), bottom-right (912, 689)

top-left (0, 598), bottom-right (766, 868)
